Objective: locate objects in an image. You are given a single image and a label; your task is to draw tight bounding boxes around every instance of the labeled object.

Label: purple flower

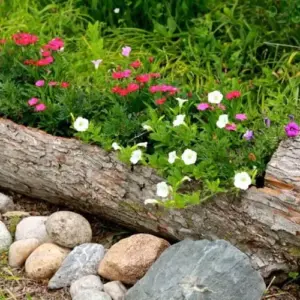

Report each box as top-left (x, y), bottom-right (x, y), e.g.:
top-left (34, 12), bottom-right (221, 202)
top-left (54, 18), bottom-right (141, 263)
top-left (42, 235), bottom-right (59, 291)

top-left (264, 117), bottom-right (271, 128)
top-left (197, 103), bottom-right (210, 111)
top-left (35, 80), bottom-right (45, 87)
top-left (285, 122), bottom-right (300, 138)
top-left (243, 130), bottom-right (254, 141)
top-left (235, 113), bottom-right (247, 121)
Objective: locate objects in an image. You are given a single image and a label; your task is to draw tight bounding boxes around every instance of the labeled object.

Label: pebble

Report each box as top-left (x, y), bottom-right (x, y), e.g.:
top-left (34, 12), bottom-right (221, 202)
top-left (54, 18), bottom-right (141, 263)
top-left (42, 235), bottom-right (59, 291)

top-left (70, 275), bottom-right (103, 298)
top-left (49, 243), bottom-right (105, 289)
top-left (98, 233), bottom-right (170, 284)
top-left (0, 221), bottom-right (12, 251)
top-left (73, 290), bottom-right (112, 300)
top-left (0, 193), bottom-right (14, 213)
top-left (25, 243), bottom-right (70, 279)
top-left (9, 238), bottom-right (40, 268)
top-left (46, 211), bottom-right (92, 248)
top-left (15, 216), bottom-right (50, 243)
top-left (103, 281), bottom-right (126, 300)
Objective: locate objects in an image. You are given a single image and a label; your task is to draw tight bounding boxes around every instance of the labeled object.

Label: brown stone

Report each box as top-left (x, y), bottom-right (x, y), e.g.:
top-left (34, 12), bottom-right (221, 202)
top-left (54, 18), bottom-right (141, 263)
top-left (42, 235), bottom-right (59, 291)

top-left (25, 243), bottom-right (70, 280)
top-left (9, 238), bottom-right (40, 268)
top-left (98, 234), bottom-right (170, 284)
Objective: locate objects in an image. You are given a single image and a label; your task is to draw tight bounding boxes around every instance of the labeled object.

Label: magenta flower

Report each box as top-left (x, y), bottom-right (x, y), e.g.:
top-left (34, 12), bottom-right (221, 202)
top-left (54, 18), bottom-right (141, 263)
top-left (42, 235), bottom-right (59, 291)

top-left (35, 103), bottom-right (46, 112)
top-left (35, 80), bottom-right (45, 87)
top-left (235, 113), bottom-right (247, 121)
top-left (197, 103), bottom-right (210, 111)
top-left (225, 123), bottom-right (237, 131)
top-left (243, 130), bottom-right (254, 141)
top-left (28, 98), bottom-right (39, 106)
top-left (122, 46), bottom-right (131, 57)
top-left (285, 122), bottom-right (300, 137)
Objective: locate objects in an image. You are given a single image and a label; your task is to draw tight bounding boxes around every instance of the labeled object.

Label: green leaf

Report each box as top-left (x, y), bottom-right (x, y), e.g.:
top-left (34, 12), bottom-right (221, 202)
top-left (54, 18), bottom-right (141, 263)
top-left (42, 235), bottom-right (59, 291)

top-left (167, 17), bottom-right (177, 35)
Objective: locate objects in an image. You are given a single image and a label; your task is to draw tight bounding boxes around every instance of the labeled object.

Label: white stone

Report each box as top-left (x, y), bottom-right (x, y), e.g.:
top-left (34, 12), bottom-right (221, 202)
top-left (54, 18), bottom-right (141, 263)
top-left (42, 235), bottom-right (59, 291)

top-left (15, 216), bottom-right (50, 243)
top-left (0, 193), bottom-right (14, 213)
top-left (103, 281), bottom-right (127, 300)
top-left (0, 221), bottom-right (12, 251)
top-left (73, 290), bottom-right (112, 300)
top-left (70, 275), bottom-right (103, 298)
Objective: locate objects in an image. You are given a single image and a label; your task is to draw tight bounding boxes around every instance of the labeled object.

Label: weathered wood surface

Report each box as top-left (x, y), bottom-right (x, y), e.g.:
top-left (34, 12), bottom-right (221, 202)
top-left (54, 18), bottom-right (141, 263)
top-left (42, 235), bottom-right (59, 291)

top-left (1, 117), bottom-right (300, 277)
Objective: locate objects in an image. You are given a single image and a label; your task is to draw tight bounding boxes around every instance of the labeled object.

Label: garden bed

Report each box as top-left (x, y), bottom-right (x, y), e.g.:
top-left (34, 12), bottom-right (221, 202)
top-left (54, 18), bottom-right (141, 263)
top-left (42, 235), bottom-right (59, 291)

top-left (1, 117), bottom-right (300, 279)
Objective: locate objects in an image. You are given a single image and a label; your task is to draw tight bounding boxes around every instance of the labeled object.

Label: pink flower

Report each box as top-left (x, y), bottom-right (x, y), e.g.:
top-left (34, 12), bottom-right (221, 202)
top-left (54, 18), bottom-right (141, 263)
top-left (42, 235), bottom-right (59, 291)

top-left (197, 103), bottom-right (210, 111)
top-left (150, 73), bottom-right (160, 78)
top-left (35, 80), bottom-right (45, 87)
top-left (235, 113), bottom-right (247, 121)
top-left (12, 33), bottom-right (38, 46)
top-left (226, 90), bottom-right (241, 100)
top-left (44, 37), bottom-right (64, 51)
top-left (136, 74), bottom-right (150, 83)
top-left (217, 103), bottom-right (227, 111)
top-left (36, 56), bottom-right (54, 66)
top-left (61, 82), bottom-right (70, 88)
top-left (41, 50), bottom-right (52, 57)
top-left (149, 85), bottom-right (178, 93)
top-left (122, 46), bottom-right (131, 57)
top-left (112, 70), bottom-right (131, 79)
top-left (225, 123), bottom-right (237, 131)
top-left (130, 60), bottom-right (141, 69)
top-left (35, 103), bottom-right (46, 112)
top-left (28, 98), bottom-right (39, 106)
top-left (48, 81), bottom-right (57, 86)
top-left (285, 122), bottom-right (300, 137)
top-left (0, 39), bottom-right (6, 44)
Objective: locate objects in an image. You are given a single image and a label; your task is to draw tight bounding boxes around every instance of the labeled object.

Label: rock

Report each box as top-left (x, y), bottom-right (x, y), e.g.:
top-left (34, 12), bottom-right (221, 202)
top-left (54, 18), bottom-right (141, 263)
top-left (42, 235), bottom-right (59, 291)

top-left (0, 221), bottom-right (12, 251)
top-left (3, 211), bottom-right (30, 218)
top-left (49, 243), bottom-right (105, 289)
top-left (46, 211), bottom-right (92, 248)
top-left (0, 193), bottom-right (14, 213)
top-left (9, 238), bottom-right (40, 268)
top-left (15, 216), bottom-right (50, 243)
top-left (25, 243), bottom-right (70, 280)
top-left (73, 290), bottom-right (112, 300)
top-left (98, 233), bottom-right (170, 284)
top-left (70, 275), bottom-right (103, 298)
top-left (125, 239), bottom-right (266, 300)
top-left (104, 281), bottom-right (127, 300)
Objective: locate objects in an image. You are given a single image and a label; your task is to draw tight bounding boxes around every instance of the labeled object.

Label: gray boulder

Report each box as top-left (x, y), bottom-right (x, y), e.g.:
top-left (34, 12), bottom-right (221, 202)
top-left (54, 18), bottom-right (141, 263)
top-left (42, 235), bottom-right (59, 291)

top-left (125, 239), bottom-right (266, 300)
top-left (0, 193), bottom-right (14, 213)
top-left (49, 243), bottom-right (105, 289)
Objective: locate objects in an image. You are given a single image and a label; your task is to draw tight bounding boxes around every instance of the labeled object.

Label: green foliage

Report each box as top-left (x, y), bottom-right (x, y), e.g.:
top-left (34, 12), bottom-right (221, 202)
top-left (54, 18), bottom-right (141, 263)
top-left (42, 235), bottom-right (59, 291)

top-left (0, 0), bottom-right (299, 208)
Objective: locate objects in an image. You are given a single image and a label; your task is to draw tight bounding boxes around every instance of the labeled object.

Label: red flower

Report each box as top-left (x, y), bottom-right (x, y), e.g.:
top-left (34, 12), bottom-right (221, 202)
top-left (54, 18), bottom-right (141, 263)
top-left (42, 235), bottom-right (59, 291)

top-left (149, 57), bottom-right (154, 63)
top-left (130, 60), bottom-right (141, 69)
top-left (12, 33), bottom-right (38, 46)
top-left (24, 59), bottom-right (37, 65)
top-left (155, 97), bottom-right (167, 105)
top-left (226, 90), bottom-right (241, 100)
top-left (61, 82), bottom-right (70, 88)
top-left (149, 73), bottom-right (160, 78)
top-left (136, 74), bottom-right (150, 83)
top-left (36, 56), bottom-right (54, 66)
top-left (118, 88), bottom-right (129, 96)
top-left (41, 50), bottom-right (52, 57)
top-left (112, 70), bottom-right (131, 79)
top-left (0, 39), bottom-right (6, 45)
top-left (127, 83), bottom-right (139, 93)
top-left (112, 86), bottom-right (121, 93)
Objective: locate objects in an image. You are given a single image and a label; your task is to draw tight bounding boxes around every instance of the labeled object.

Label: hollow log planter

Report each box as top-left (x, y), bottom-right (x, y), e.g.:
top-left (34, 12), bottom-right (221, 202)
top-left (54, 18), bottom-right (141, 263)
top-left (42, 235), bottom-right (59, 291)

top-left (1, 117), bottom-right (300, 278)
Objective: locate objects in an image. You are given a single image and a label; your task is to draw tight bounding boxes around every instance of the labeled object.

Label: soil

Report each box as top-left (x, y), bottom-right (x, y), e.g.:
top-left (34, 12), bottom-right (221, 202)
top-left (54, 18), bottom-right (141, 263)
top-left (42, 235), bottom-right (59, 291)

top-left (0, 190), bottom-right (299, 299)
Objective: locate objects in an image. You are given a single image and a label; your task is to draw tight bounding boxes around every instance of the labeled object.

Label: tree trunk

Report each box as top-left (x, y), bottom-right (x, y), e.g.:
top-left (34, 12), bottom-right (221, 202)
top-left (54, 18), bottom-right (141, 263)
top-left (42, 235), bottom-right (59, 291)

top-left (1, 118), bottom-right (300, 278)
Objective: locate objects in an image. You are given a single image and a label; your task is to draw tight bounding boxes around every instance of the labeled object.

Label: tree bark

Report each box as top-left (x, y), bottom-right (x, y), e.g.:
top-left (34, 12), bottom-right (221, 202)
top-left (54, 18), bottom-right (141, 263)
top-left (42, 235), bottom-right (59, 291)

top-left (1, 117), bottom-right (300, 278)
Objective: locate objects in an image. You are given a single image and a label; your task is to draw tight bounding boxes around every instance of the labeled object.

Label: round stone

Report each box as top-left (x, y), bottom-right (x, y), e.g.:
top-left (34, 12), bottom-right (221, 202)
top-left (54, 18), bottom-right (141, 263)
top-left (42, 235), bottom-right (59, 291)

top-left (0, 221), bottom-right (12, 251)
top-left (46, 211), bottom-right (92, 248)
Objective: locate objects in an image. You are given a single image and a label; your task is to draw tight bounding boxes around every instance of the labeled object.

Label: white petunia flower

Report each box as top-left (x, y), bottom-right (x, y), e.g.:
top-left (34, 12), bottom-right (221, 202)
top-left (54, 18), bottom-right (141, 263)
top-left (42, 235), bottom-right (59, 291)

top-left (137, 142), bottom-right (148, 148)
top-left (181, 149), bottom-right (197, 165)
top-left (58, 47), bottom-right (64, 52)
top-left (156, 182), bottom-right (170, 198)
top-left (144, 199), bottom-right (159, 205)
top-left (130, 149), bottom-right (142, 164)
top-left (168, 151), bottom-right (177, 164)
top-left (112, 142), bottom-right (121, 150)
top-left (181, 176), bottom-right (192, 182)
top-left (234, 172), bottom-right (252, 190)
top-left (142, 124), bottom-right (153, 131)
top-left (216, 114), bottom-right (229, 128)
top-left (73, 117), bottom-right (89, 132)
top-left (208, 90), bottom-right (223, 104)
top-left (91, 59), bottom-right (103, 70)
top-left (175, 97), bottom-right (188, 108)
top-left (173, 114), bottom-right (186, 127)
top-left (114, 8), bottom-right (120, 13)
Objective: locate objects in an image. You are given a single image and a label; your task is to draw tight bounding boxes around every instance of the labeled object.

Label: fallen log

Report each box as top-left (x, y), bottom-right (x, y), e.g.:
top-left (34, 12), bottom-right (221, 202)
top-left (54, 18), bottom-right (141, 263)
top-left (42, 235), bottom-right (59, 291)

top-left (1, 117), bottom-right (300, 278)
